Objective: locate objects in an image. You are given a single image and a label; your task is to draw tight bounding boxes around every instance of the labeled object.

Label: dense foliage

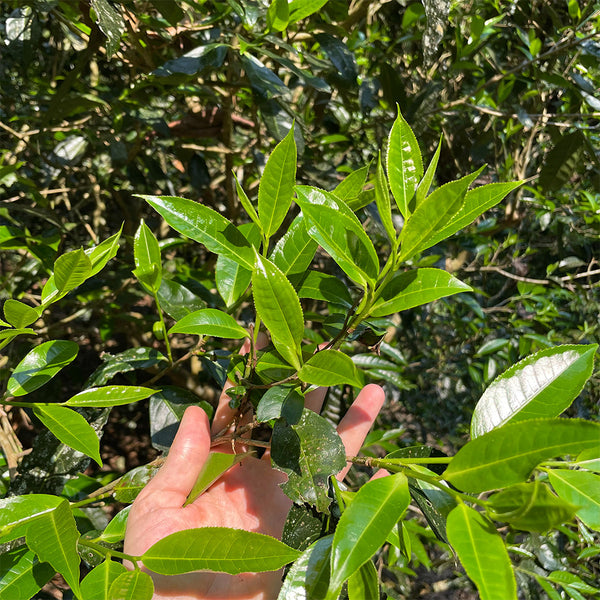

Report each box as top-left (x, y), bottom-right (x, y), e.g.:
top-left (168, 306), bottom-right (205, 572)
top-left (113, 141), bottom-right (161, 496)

top-left (1, 1), bottom-right (599, 599)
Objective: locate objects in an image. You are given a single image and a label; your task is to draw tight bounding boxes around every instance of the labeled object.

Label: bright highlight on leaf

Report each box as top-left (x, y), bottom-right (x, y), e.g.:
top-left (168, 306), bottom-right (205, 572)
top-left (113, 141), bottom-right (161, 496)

top-left (169, 308), bottom-right (249, 339)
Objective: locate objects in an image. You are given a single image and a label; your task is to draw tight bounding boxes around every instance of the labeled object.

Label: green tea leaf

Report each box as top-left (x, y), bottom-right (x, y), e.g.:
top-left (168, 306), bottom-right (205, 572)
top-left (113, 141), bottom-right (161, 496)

top-left (90, 0), bottom-right (125, 58)
top-left (471, 344), bottom-right (598, 438)
top-left (298, 350), bottom-right (362, 387)
top-left (256, 385), bottom-right (304, 424)
top-left (7, 340), bottom-right (79, 397)
top-left (108, 570), bottom-right (154, 600)
top-left (277, 535), bottom-right (333, 600)
top-left (348, 559), bottom-right (379, 600)
top-left (386, 108), bottom-right (423, 219)
top-left (267, 0), bottom-right (289, 33)
top-left (88, 227), bottom-right (122, 276)
top-left (114, 464), bottom-right (159, 503)
top-left (288, 0), bottom-right (330, 22)
top-left (139, 195), bottom-right (255, 270)
top-left (270, 215), bottom-right (318, 276)
top-left (80, 559), bottom-right (128, 600)
top-left (258, 124), bottom-right (297, 237)
top-left (216, 223), bottom-right (261, 307)
top-left (446, 503), bottom-right (517, 600)
top-left (444, 419), bottom-right (600, 493)
top-left (234, 173), bottom-right (261, 231)
top-left (371, 268), bottom-right (472, 317)
top-left (33, 405), bottom-right (102, 466)
top-left (157, 278), bottom-right (207, 320)
top-left (329, 473), bottom-right (409, 594)
top-left (424, 181), bottom-right (524, 249)
top-left (169, 308), bottom-right (248, 339)
top-left (2, 299), bottom-right (40, 329)
top-left (374, 152), bottom-right (396, 243)
top-left (64, 385), bottom-right (155, 407)
top-left (0, 545), bottom-right (55, 600)
top-left (25, 500), bottom-right (81, 596)
top-left (142, 528), bottom-right (300, 575)
top-left (291, 271), bottom-right (352, 307)
top-left (133, 219), bottom-right (162, 291)
top-left (414, 136), bottom-right (442, 210)
top-left (398, 168), bottom-right (482, 262)
top-left (333, 165), bottom-right (370, 204)
top-left (0, 494), bottom-right (62, 543)
top-left (98, 507), bottom-right (131, 544)
top-left (54, 248), bottom-right (92, 294)
top-left (185, 452), bottom-right (250, 505)
top-left (252, 255), bottom-right (304, 370)
top-left (272, 410), bottom-right (346, 513)
top-left (295, 186), bottom-right (379, 288)
top-left (547, 469), bottom-right (600, 530)
top-left (486, 481), bottom-right (577, 532)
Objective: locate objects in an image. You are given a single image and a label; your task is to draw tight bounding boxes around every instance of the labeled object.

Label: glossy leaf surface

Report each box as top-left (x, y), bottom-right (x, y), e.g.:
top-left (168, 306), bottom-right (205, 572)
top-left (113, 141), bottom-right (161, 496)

top-left (133, 219), bottom-right (162, 291)
top-left (272, 410), bottom-right (346, 513)
top-left (0, 545), bottom-right (55, 600)
top-left (64, 385), bottom-right (154, 407)
top-left (444, 419), bottom-right (600, 493)
top-left (3, 299), bottom-right (39, 329)
top-left (0, 494), bottom-right (62, 543)
top-left (447, 503), bottom-right (517, 600)
top-left (33, 405), bottom-right (102, 466)
top-left (371, 268), bottom-right (472, 317)
top-left (86, 347), bottom-right (167, 387)
top-left (547, 469), bottom-right (600, 530)
top-left (295, 186), bottom-right (379, 288)
top-left (414, 137), bottom-right (442, 210)
top-left (292, 271), bottom-right (352, 307)
top-left (333, 165), bottom-right (370, 203)
top-left (7, 340), bottom-right (79, 397)
top-left (387, 109), bottom-right (423, 219)
top-left (298, 350), bottom-right (362, 387)
top-left (348, 559), bottom-right (379, 600)
top-left (54, 247), bottom-right (92, 294)
top-left (98, 506), bottom-right (131, 544)
top-left (258, 124), bottom-right (297, 237)
top-left (157, 278), bottom-right (207, 321)
top-left (80, 559), bottom-right (128, 600)
top-left (169, 308), bottom-right (248, 339)
top-left (270, 215), bottom-right (318, 276)
top-left (140, 195), bottom-right (255, 270)
top-left (277, 535), bottom-right (333, 600)
top-left (398, 168), bottom-right (481, 262)
top-left (114, 464), bottom-right (159, 502)
top-left (471, 344), bottom-right (597, 438)
top-left (142, 527), bottom-right (300, 575)
top-left (252, 255), bottom-right (304, 370)
top-left (374, 152), bottom-right (395, 243)
top-left (329, 473), bottom-right (409, 593)
top-left (256, 385), bottom-right (304, 424)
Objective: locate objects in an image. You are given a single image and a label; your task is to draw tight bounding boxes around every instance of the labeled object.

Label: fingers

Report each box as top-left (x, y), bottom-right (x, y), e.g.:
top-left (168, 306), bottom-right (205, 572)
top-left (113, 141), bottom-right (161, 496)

top-left (336, 384), bottom-right (385, 480)
top-left (304, 386), bottom-right (327, 413)
top-left (137, 405), bottom-right (211, 509)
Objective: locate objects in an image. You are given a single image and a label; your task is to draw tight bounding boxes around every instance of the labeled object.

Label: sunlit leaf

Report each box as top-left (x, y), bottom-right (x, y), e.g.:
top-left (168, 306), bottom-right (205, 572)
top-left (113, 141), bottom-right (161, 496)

top-left (2, 299), bottom-right (39, 329)
top-left (444, 419), bottom-right (600, 493)
top-left (80, 559), bottom-right (128, 600)
top-left (252, 255), bottom-right (304, 370)
top-left (447, 503), bottom-right (517, 600)
top-left (270, 215), bottom-right (318, 276)
top-left (169, 308), bottom-right (248, 339)
top-left (54, 248), bottom-right (92, 294)
top-left (108, 570), bottom-right (154, 600)
top-left (33, 405), bottom-right (102, 466)
top-left (471, 344), bottom-right (597, 438)
top-left (348, 559), bottom-right (379, 600)
top-left (329, 473), bottom-right (409, 594)
top-left (298, 350), bottom-right (362, 387)
top-left (133, 219), bottom-right (162, 291)
top-left (98, 507), bottom-right (131, 544)
top-left (374, 152), bottom-right (396, 243)
top-left (414, 136), bottom-right (442, 211)
top-left (0, 545), bottom-right (55, 600)
top-left (157, 278), bottom-right (207, 320)
top-left (64, 385), bottom-right (155, 407)
top-left (7, 340), bottom-right (78, 397)
top-left (547, 469), bottom-right (600, 530)
top-left (142, 528), bottom-right (300, 575)
top-left (114, 464), bottom-right (160, 502)
top-left (371, 268), bottom-right (472, 317)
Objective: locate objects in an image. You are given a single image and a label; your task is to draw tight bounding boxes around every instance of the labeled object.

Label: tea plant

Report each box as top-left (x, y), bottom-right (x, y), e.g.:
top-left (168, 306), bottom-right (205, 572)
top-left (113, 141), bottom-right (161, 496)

top-left (1, 113), bottom-right (599, 600)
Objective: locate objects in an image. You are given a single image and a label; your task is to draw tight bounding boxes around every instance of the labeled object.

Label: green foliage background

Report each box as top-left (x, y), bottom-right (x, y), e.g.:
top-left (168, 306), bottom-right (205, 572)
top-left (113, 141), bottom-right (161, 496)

top-left (1, 0), bottom-right (599, 598)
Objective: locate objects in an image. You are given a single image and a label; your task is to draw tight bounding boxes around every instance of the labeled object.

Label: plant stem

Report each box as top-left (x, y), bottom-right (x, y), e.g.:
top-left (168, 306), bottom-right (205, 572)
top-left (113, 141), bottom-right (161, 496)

top-left (78, 537), bottom-right (141, 564)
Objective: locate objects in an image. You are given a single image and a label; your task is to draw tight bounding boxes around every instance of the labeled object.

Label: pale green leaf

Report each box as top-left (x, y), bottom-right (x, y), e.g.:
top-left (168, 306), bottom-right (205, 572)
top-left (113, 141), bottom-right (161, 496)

top-left (108, 570), bottom-right (154, 600)
top-left (444, 419), bottom-right (600, 493)
top-left (7, 340), bottom-right (78, 397)
top-left (298, 350), bottom-right (362, 387)
top-left (471, 344), bottom-right (598, 438)
top-left (64, 385), bottom-right (155, 407)
top-left (0, 494), bottom-right (62, 543)
top-left (348, 559), bottom-right (379, 600)
top-left (374, 152), bottom-right (396, 243)
top-left (288, 0), bottom-right (330, 22)
top-left (329, 473), bottom-right (409, 594)
top-left (414, 136), bottom-right (442, 210)
top-left (447, 503), bottom-right (517, 600)
top-left (333, 164), bottom-right (370, 204)
top-left (2, 299), bottom-right (39, 329)
top-left (169, 308), bottom-right (248, 339)
top-left (25, 500), bottom-right (81, 596)
top-left (133, 219), bottom-right (162, 291)
top-left (139, 195), bottom-right (255, 270)
top-left (371, 268), bottom-right (472, 317)
top-left (398, 168), bottom-right (482, 262)
top-left (80, 559), bottom-right (128, 600)
top-left (270, 215), bottom-right (318, 276)
top-left (33, 405), bottom-right (102, 466)
top-left (98, 507), bottom-right (131, 544)
top-left (386, 109), bottom-right (423, 219)
top-left (547, 469), bottom-right (600, 530)
top-left (252, 255), bottom-right (304, 370)
top-left (0, 545), bottom-right (55, 600)
top-left (258, 125), bottom-right (297, 237)
top-left (234, 173), bottom-right (261, 231)
top-left (54, 248), bottom-right (92, 294)
top-left (114, 464), bottom-right (159, 503)
top-left (267, 0), bottom-right (289, 31)
top-left (142, 528), bottom-right (300, 575)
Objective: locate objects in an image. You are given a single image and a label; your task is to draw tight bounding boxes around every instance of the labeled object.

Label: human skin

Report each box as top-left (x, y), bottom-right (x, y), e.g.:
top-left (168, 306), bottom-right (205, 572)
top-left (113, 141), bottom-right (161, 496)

top-left (123, 382), bottom-right (386, 600)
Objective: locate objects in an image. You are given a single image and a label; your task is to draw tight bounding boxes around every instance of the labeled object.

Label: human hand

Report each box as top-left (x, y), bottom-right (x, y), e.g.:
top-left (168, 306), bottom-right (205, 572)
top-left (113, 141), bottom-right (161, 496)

top-left (124, 376), bottom-right (385, 600)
